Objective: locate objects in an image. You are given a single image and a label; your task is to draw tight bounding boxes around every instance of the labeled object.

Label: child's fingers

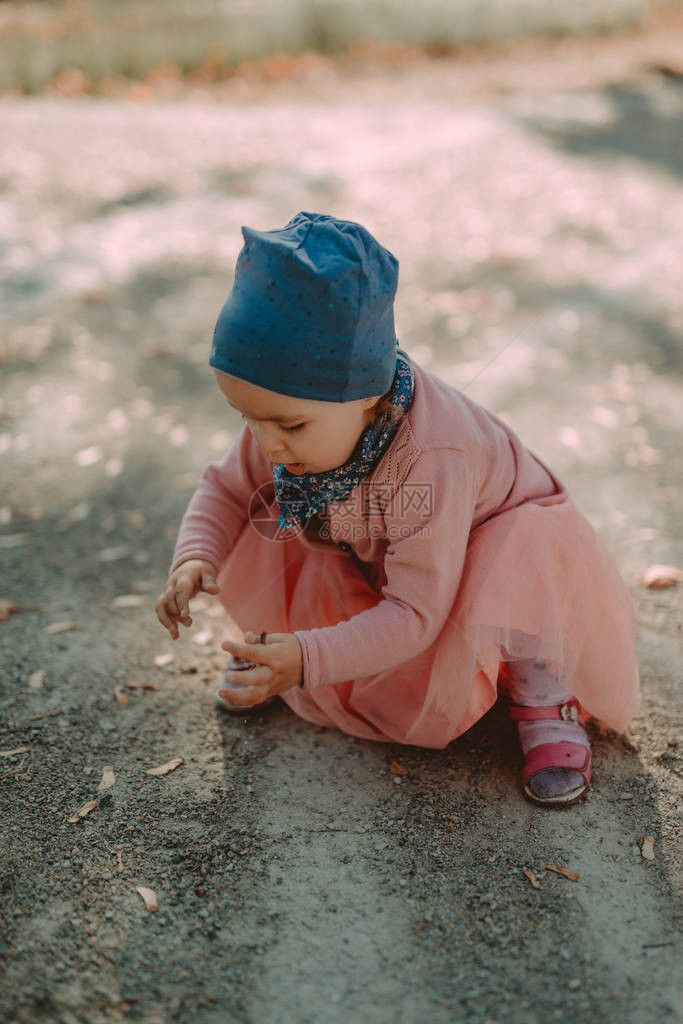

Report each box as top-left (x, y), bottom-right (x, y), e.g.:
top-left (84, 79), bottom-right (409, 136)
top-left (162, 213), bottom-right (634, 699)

top-left (220, 666), bottom-right (271, 697)
top-left (156, 600), bottom-right (180, 638)
top-left (160, 587), bottom-right (191, 629)
top-left (221, 638), bottom-right (266, 662)
top-left (173, 578), bottom-right (196, 622)
top-left (200, 572), bottom-right (219, 594)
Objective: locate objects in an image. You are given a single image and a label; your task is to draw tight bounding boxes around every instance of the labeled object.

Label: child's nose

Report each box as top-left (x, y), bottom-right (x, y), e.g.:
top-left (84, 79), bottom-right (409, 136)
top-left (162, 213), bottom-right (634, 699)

top-left (255, 426), bottom-right (286, 458)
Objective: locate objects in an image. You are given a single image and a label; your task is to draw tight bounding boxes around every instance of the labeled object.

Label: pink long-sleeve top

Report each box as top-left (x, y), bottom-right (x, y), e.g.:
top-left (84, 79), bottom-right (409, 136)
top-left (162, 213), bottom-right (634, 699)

top-left (170, 360), bottom-right (564, 690)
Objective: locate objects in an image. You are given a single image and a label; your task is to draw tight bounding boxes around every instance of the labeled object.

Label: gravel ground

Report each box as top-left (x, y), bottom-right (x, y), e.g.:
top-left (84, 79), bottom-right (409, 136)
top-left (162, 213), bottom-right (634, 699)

top-left (1, 20), bottom-right (682, 1024)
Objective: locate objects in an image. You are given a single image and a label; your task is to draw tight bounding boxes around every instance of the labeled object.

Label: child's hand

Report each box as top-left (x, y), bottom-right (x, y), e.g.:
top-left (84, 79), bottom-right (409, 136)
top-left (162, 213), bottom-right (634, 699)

top-left (218, 631), bottom-right (303, 705)
top-left (155, 559), bottom-right (219, 640)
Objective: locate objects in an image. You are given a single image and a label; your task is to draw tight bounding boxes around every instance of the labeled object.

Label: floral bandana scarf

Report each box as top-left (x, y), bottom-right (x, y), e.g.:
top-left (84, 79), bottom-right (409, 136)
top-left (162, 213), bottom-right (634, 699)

top-left (273, 348), bottom-right (414, 531)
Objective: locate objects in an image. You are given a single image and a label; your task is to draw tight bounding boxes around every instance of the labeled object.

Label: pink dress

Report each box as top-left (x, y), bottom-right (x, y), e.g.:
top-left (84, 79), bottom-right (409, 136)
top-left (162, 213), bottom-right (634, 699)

top-left (170, 359), bottom-right (640, 748)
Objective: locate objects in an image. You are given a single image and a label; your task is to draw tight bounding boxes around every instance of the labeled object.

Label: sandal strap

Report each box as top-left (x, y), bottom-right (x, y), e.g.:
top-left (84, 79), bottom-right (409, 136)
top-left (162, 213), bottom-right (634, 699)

top-left (523, 741), bottom-right (592, 786)
top-left (509, 697), bottom-right (583, 722)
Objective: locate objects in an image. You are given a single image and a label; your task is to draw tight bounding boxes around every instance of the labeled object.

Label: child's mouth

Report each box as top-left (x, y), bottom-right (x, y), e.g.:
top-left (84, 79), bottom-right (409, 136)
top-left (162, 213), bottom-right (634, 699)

top-left (285, 462), bottom-right (306, 475)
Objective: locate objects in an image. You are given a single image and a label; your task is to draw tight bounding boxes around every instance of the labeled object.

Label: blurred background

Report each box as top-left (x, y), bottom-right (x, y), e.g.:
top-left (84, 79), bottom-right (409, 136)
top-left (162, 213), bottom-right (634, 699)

top-left (0, 0), bottom-right (681, 93)
top-left (2, 3), bottom-right (683, 1024)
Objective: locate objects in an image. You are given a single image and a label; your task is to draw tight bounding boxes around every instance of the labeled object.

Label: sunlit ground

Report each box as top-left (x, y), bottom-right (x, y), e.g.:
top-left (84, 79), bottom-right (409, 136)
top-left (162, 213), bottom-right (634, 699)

top-left (1, 18), bottom-right (682, 1024)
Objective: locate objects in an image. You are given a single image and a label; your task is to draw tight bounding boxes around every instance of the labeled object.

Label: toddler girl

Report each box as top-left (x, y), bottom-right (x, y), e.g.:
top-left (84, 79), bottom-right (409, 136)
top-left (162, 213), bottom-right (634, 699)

top-left (156, 211), bottom-right (640, 807)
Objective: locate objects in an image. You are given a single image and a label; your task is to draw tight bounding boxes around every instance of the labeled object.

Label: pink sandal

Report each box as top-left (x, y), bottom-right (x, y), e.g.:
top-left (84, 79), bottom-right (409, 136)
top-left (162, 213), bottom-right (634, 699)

top-left (509, 698), bottom-right (592, 807)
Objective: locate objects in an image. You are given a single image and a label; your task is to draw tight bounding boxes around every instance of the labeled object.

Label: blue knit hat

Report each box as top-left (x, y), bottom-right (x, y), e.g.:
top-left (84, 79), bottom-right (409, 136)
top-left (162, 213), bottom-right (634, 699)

top-left (209, 211), bottom-right (399, 402)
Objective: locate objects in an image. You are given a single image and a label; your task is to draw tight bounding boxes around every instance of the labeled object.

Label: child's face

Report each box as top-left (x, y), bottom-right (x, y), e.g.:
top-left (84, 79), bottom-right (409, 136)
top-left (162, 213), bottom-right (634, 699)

top-left (214, 370), bottom-right (382, 474)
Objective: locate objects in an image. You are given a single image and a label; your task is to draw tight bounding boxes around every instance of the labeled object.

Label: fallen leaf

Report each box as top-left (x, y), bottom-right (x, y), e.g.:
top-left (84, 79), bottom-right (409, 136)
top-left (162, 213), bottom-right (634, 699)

top-left (641, 836), bottom-right (655, 861)
top-left (153, 653), bottom-right (174, 668)
top-left (636, 565), bottom-right (681, 589)
top-left (146, 758), bottom-right (184, 776)
top-left (126, 680), bottom-right (160, 691)
top-left (543, 864), bottom-right (580, 882)
top-left (111, 846), bottom-right (124, 872)
top-left (0, 747), bottom-right (30, 758)
top-left (44, 621), bottom-right (82, 635)
top-left (389, 758), bottom-right (409, 775)
top-left (136, 886), bottom-right (158, 911)
top-left (114, 685), bottom-right (129, 706)
top-left (27, 708), bottom-right (65, 721)
top-left (97, 766), bottom-right (115, 791)
top-left (523, 868), bottom-right (541, 889)
top-left (111, 594), bottom-right (145, 609)
top-left (68, 799), bottom-right (99, 823)
top-left (0, 598), bottom-right (21, 621)
top-left (28, 670), bottom-right (45, 690)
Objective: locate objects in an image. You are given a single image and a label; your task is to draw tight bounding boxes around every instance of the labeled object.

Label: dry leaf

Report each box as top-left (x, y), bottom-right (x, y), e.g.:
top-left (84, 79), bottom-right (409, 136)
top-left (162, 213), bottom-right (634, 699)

top-left (637, 565), bottom-right (681, 589)
top-left (0, 747), bottom-right (30, 758)
top-left (641, 836), bottom-right (656, 861)
top-left (68, 799), bottom-right (99, 823)
top-left (111, 594), bottom-right (145, 609)
top-left (114, 685), bottom-right (129, 706)
top-left (27, 708), bottom-right (65, 721)
top-left (135, 886), bottom-right (158, 911)
top-left (126, 680), bottom-right (160, 691)
top-left (97, 766), bottom-right (115, 791)
top-left (111, 846), bottom-right (124, 872)
top-left (389, 758), bottom-right (409, 775)
top-left (523, 868), bottom-right (541, 889)
top-left (0, 598), bottom-right (21, 621)
top-left (153, 653), bottom-right (174, 668)
top-left (44, 621), bottom-right (82, 635)
top-left (28, 670), bottom-right (45, 690)
top-left (543, 864), bottom-right (580, 882)
top-left (146, 758), bottom-right (184, 776)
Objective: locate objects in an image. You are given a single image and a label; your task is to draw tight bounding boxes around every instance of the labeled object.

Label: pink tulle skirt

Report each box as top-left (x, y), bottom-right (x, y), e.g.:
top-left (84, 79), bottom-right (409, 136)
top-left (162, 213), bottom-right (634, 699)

top-left (215, 494), bottom-right (640, 748)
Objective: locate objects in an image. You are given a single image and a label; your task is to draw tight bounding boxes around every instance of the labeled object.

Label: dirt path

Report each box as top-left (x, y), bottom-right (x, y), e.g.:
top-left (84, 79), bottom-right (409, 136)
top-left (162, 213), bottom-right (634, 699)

top-left (1, 24), bottom-right (682, 1024)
